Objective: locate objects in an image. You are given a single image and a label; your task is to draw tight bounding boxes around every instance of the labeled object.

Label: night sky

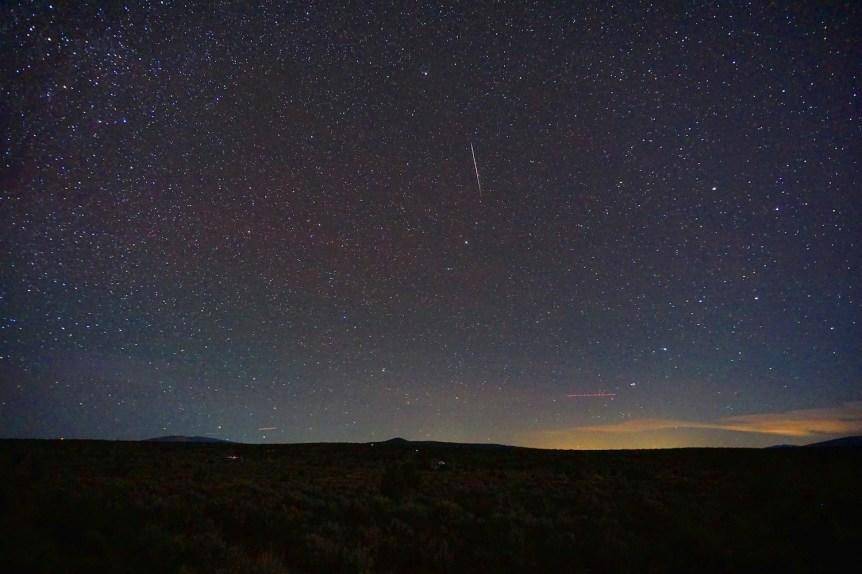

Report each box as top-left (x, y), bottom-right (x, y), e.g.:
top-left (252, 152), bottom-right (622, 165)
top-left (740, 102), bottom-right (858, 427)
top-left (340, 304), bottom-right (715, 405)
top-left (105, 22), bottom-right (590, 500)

top-left (2, 2), bottom-right (860, 448)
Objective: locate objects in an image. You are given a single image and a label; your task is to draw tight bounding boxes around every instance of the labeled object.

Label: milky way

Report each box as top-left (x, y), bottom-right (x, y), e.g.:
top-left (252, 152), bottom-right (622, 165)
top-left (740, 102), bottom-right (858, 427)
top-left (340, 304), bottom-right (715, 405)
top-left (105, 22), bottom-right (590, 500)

top-left (1, 2), bottom-right (859, 447)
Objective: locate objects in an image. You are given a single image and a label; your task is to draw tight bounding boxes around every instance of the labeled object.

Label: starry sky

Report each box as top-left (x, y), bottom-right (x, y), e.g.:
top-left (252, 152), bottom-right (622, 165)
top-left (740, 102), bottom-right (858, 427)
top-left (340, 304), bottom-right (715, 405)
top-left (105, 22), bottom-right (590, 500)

top-left (2, 2), bottom-right (860, 448)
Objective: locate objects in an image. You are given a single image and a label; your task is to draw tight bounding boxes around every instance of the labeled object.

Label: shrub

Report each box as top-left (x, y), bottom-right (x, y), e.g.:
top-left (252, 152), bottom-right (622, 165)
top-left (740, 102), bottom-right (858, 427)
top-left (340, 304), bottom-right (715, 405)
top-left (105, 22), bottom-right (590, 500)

top-left (379, 462), bottom-right (421, 499)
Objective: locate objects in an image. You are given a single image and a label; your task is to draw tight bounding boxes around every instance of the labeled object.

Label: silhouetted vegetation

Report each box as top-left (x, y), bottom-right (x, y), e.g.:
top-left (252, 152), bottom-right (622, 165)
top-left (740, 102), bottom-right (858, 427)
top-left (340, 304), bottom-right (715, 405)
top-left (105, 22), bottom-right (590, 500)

top-left (1, 439), bottom-right (860, 573)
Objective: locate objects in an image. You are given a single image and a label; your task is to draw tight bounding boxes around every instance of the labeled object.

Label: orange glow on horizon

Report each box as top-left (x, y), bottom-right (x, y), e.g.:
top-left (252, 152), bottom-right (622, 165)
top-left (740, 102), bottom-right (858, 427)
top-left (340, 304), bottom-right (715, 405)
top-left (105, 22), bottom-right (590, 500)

top-left (520, 401), bottom-right (862, 449)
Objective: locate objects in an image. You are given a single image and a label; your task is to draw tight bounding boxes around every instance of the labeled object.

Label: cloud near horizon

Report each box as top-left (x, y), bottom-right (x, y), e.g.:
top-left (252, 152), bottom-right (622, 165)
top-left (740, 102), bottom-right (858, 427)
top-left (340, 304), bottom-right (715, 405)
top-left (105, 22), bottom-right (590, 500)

top-left (523, 402), bottom-right (862, 449)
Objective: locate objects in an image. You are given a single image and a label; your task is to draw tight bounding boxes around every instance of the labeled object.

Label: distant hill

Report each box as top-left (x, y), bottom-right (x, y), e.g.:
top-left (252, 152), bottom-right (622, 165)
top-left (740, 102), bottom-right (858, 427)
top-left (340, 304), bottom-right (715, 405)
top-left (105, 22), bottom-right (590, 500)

top-left (380, 437), bottom-right (410, 445)
top-left (145, 435), bottom-right (232, 444)
top-left (140, 434), bottom-right (862, 449)
top-left (804, 436), bottom-right (862, 448)
top-left (767, 435), bottom-right (862, 449)
top-left (372, 437), bottom-right (512, 450)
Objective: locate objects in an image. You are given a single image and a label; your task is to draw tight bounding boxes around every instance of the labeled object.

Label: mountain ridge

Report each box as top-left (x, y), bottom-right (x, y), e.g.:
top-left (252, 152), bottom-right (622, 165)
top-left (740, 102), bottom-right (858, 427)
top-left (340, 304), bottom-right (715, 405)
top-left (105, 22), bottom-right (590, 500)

top-left (145, 435), bottom-right (232, 444)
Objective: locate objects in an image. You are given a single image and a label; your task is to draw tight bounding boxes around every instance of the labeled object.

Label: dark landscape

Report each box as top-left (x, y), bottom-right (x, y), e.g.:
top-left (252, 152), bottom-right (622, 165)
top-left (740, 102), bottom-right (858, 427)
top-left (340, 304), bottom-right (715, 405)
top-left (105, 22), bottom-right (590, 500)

top-left (2, 438), bottom-right (860, 573)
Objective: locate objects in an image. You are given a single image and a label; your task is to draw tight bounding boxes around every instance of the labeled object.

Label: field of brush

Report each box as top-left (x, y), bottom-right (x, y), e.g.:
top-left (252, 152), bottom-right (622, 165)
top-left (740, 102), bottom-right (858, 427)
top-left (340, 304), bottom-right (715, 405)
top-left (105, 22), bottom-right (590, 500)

top-left (1, 439), bottom-right (860, 573)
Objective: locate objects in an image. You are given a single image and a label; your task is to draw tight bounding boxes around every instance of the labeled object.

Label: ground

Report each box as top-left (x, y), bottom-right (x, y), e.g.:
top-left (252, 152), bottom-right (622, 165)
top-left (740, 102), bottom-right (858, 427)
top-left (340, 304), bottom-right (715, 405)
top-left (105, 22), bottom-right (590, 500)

top-left (1, 439), bottom-right (860, 573)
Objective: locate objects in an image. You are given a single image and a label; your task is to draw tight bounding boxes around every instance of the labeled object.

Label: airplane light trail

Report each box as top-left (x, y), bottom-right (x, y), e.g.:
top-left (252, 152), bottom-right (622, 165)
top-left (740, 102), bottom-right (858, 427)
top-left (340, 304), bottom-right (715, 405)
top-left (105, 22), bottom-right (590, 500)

top-left (567, 393), bottom-right (617, 398)
top-left (470, 142), bottom-right (482, 199)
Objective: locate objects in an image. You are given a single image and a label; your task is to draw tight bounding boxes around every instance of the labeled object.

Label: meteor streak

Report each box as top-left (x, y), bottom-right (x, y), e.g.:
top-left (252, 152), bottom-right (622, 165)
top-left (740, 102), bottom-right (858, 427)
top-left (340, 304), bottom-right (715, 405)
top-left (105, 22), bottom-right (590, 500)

top-left (257, 426), bottom-right (277, 431)
top-left (470, 142), bottom-right (482, 199)
top-left (567, 393), bottom-right (617, 398)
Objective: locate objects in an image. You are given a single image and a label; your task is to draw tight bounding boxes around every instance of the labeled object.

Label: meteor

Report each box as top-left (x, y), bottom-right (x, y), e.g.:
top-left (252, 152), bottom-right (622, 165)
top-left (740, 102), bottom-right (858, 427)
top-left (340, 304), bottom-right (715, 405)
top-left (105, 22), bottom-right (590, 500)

top-left (567, 393), bottom-right (617, 398)
top-left (257, 426), bottom-right (277, 431)
top-left (470, 142), bottom-right (482, 199)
